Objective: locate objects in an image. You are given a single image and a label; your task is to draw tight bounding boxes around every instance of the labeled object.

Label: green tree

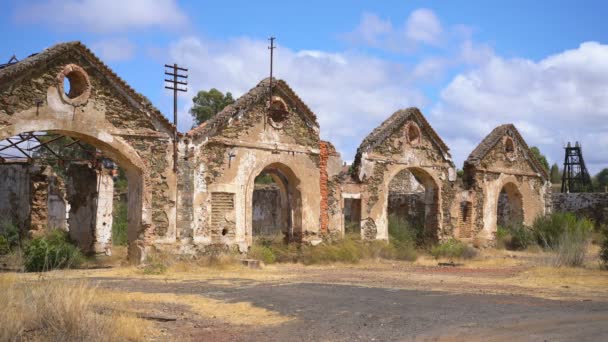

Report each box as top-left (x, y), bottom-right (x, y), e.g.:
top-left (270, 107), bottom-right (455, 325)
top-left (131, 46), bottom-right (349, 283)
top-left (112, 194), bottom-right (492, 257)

top-left (189, 88), bottom-right (235, 125)
top-left (595, 168), bottom-right (608, 192)
top-left (530, 146), bottom-right (549, 174)
top-left (550, 163), bottom-right (561, 184)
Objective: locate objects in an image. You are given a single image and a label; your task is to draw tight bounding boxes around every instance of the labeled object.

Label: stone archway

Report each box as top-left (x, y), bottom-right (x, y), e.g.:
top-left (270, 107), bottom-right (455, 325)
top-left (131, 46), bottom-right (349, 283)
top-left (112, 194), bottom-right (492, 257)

top-left (0, 122), bottom-right (145, 260)
top-left (496, 182), bottom-right (524, 228)
top-left (246, 162), bottom-right (302, 246)
top-left (387, 167), bottom-right (440, 244)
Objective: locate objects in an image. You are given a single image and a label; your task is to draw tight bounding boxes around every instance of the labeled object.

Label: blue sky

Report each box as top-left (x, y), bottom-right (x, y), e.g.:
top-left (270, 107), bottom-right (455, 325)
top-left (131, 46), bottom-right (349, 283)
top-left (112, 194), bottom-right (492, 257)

top-left (2, 0), bottom-right (608, 173)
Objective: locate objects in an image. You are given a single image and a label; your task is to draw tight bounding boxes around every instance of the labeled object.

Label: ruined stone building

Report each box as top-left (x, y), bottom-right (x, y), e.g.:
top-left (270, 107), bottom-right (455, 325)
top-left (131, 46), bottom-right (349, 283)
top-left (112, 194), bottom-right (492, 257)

top-left (0, 42), bottom-right (553, 262)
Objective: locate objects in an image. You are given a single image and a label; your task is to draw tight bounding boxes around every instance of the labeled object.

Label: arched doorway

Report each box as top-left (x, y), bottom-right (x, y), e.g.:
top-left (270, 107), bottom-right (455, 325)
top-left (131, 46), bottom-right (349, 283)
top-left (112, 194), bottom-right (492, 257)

top-left (496, 182), bottom-right (524, 228)
top-left (387, 167), bottom-right (439, 244)
top-left (250, 163), bottom-right (302, 243)
top-left (0, 128), bottom-right (144, 259)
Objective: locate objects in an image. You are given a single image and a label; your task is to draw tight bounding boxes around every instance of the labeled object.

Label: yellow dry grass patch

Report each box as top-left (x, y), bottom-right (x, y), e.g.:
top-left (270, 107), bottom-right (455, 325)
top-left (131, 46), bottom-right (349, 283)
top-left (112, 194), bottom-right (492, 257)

top-left (96, 289), bottom-right (292, 326)
top-left (514, 266), bottom-right (608, 296)
top-left (0, 274), bottom-right (153, 342)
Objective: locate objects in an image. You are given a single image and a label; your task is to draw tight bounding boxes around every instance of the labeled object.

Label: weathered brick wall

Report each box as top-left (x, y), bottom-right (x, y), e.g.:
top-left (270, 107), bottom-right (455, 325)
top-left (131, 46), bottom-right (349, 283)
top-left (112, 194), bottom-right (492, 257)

top-left (319, 141), bottom-right (329, 234)
top-left (552, 192), bottom-right (608, 227)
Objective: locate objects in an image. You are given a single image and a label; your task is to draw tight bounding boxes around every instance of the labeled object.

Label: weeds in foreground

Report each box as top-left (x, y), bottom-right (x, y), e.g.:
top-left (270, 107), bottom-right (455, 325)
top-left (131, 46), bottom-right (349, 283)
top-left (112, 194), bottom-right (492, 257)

top-left (601, 226), bottom-right (608, 269)
top-left (24, 230), bottom-right (84, 272)
top-left (0, 276), bottom-right (149, 341)
top-left (496, 223), bottom-right (535, 250)
top-left (142, 248), bottom-right (240, 274)
top-left (431, 239), bottom-right (478, 260)
top-left (249, 224), bottom-right (418, 265)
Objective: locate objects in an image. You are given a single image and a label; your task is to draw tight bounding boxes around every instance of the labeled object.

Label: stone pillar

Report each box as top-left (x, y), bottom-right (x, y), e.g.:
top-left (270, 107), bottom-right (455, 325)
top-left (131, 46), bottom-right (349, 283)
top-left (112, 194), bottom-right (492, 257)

top-left (94, 168), bottom-right (113, 255)
top-left (66, 164), bottom-right (114, 255)
top-left (47, 173), bottom-right (68, 230)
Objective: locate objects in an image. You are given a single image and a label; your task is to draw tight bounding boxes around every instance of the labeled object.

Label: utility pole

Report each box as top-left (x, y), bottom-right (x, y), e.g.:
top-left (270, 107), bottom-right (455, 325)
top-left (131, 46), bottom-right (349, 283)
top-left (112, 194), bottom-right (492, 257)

top-left (164, 64), bottom-right (188, 172)
top-left (164, 63), bottom-right (187, 240)
top-left (266, 36), bottom-right (276, 130)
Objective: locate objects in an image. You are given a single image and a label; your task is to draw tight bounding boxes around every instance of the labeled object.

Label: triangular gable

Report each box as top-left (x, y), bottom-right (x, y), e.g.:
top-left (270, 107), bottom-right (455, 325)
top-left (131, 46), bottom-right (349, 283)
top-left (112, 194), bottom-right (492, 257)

top-left (357, 108), bottom-right (449, 155)
top-left (352, 108), bottom-right (451, 172)
top-left (466, 124), bottom-right (549, 180)
top-left (0, 41), bottom-right (175, 134)
top-left (187, 78), bottom-right (319, 139)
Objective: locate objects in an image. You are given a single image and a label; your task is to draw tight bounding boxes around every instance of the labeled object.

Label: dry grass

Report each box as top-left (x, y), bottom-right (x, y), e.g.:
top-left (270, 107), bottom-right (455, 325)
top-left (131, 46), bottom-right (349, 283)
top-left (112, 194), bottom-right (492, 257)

top-left (0, 275), bottom-right (152, 342)
top-left (95, 289), bottom-right (292, 326)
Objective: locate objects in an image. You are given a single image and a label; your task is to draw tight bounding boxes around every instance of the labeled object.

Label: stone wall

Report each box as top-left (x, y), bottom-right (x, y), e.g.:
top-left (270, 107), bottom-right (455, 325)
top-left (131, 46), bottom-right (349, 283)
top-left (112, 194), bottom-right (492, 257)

top-left (552, 192), bottom-right (608, 227)
top-left (252, 184), bottom-right (282, 237)
top-left (0, 163), bottom-right (31, 230)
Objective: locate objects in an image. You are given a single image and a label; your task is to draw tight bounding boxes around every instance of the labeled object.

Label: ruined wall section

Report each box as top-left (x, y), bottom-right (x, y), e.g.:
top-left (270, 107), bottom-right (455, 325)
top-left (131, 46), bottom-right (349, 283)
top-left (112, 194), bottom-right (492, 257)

top-left (215, 89), bottom-right (320, 149)
top-left (0, 163), bottom-right (31, 230)
top-left (189, 84), bottom-right (321, 251)
top-left (463, 135), bottom-right (549, 242)
top-left (552, 192), bottom-right (608, 227)
top-left (319, 141), bottom-right (343, 238)
top-left (0, 45), bottom-right (177, 259)
top-left (357, 116), bottom-right (456, 241)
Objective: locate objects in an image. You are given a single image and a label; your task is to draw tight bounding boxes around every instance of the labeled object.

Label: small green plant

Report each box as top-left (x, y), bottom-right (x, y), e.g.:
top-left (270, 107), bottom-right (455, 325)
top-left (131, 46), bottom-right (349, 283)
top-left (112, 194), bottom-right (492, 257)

top-left (431, 239), bottom-right (477, 260)
top-left (532, 212), bottom-right (577, 249)
top-left (249, 245), bottom-right (276, 264)
top-left (24, 230), bottom-right (84, 272)
top-left (0, 236), bottom-right (9, 255)
top-left (142, 262), bottom-right (167, 275)
top-left (0, 221), bottom-right (21, 254)
top-left (497, 223), bottom-right (535, 250)
top-left (600, 226), bottom-right (608, 269)
top-left (552, 218), bottom-right (593, 267)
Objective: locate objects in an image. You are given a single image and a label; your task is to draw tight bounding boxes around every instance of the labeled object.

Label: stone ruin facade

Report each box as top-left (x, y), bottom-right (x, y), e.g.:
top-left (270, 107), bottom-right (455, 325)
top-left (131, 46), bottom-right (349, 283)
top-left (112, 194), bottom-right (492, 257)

top-left (0, 42), bottom-right (553, 262)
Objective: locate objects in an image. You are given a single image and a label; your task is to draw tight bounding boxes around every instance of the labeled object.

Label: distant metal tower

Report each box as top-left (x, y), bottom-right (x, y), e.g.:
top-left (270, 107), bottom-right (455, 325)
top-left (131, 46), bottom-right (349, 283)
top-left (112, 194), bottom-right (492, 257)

top-left (561, 141), bottom-right (592, 193)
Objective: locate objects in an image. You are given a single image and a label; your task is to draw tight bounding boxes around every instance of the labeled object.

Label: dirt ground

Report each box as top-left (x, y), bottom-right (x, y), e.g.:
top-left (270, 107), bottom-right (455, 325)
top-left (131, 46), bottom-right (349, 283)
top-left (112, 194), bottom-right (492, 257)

top-left (5, 248), bottom-right (608, 341)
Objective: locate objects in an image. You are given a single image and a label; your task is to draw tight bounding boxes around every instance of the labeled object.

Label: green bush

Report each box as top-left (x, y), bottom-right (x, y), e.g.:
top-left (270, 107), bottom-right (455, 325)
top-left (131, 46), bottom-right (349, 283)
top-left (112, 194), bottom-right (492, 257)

top-left (497, 223), bottom-right (535, 250)
top-left (431, 239), bottom-right (477, 260)
top-left (249, 245), bottom-right (276, 264)
top-left (0, 221), bottom-right (21, 254)
top-left (552, 218), bottom-right (593, 267)
top-left (248, 231), bottom-right (418, 265)
top-left (532, 212), bottom-right (578, 249)
top-left (600, 226), bottom-right (608, 269)
top-left (0, 236), bottom-right (9, 255)
top-left (24, 230), bottom-right (84, 272)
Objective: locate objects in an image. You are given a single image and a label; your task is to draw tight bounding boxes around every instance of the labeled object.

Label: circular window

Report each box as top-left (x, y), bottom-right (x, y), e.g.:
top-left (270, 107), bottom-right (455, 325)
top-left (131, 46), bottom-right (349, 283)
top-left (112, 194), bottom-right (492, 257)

top-left (406, 122), bottom-right (421, 145)
top-left (57, 64), bottom-right (91, 106)
top-left (268, 97), bottom-right (289, 128)
top-left (504, 136), bottom-right (516, 159)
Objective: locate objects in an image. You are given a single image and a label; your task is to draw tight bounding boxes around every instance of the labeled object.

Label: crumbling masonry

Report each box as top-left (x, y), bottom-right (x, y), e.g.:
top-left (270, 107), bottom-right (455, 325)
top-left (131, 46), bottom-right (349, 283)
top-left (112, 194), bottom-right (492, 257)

top-left (0, 42), bottom-right (552, 262)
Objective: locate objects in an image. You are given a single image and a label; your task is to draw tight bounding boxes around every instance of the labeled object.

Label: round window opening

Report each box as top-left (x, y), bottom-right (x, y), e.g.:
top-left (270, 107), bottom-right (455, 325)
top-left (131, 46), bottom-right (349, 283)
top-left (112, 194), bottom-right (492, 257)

top-left (268, 98), bottom-right (289, 128)
top-left (407, 123), bottom-right (421, 145)
top-left (504, 137), bottom-right (516, 159)
top-left (57, 64), bottom-right (91, 105)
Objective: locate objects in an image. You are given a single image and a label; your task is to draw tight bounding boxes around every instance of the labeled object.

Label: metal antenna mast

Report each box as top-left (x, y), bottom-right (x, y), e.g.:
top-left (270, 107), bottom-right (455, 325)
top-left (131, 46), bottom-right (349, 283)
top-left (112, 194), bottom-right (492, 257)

top-left (164, 63), bottom-right (188, 172)
top-left (561, 141), bottom-right (592, 193)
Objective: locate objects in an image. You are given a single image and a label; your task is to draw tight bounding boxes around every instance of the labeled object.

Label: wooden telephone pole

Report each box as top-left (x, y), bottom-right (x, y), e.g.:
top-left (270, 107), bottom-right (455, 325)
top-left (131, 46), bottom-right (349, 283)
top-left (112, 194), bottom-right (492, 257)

top-left (164, 63), bottom-right (188, 172)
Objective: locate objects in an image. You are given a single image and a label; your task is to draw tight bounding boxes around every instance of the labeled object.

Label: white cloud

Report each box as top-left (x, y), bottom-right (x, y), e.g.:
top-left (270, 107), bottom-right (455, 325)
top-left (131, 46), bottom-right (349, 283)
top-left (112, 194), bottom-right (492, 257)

top-left (343, 8), bottom-right (443, 52)
top-left (14, 0), bottom-right (187, 33)
top-left (430, 41), bottom-right (608, 173)
top-left (405, 8), bottom-right (443, 46)
top-left (91, 38), bottom-right (135, 61)
top-left (169, 36), bottom-right (427, 158)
